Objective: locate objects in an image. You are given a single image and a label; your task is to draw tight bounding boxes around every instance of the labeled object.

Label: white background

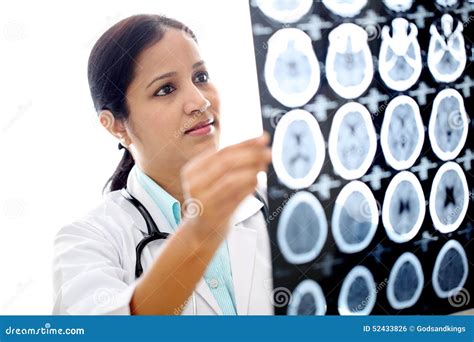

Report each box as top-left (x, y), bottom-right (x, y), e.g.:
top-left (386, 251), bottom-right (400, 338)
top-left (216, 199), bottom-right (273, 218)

top-left (0, 0), bottom-right (263, 314)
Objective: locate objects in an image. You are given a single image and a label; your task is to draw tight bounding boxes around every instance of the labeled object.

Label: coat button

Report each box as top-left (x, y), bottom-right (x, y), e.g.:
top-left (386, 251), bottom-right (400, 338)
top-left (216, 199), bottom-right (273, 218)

top-left (208, 278), bottom-right (219, 289)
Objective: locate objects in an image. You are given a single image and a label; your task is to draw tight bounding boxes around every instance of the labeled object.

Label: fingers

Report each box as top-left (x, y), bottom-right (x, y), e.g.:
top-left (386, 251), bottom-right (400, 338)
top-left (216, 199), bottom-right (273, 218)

top-left (201, 167), bottom-right (262, 220)
top-left (218, 132), bottom-right (270, 155)
top-left (188, 148), bottom-right (270, 193)
top-left (184, 133), bottom-right (270, 173)
top-left (180, 132), bottom-right (272, 234)
top-left (182, 133), bottom-right (271, 193)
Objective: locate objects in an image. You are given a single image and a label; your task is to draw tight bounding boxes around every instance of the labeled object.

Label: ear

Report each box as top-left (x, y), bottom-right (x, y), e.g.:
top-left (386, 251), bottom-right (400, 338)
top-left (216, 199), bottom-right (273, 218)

top-left (98, 110), bottom-right (131, 147)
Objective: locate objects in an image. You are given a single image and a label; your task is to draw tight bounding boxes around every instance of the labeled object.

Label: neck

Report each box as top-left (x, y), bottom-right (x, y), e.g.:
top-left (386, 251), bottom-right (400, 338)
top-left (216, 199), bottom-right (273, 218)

top-left (157, 176), bottom-right (185, 205)
top-left (139, 164), bottom-right (185, 205)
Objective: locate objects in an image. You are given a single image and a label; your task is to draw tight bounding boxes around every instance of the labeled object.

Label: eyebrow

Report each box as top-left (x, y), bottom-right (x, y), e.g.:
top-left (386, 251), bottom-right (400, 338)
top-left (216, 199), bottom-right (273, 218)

top-left (146, 60), bottom-right (206, 89)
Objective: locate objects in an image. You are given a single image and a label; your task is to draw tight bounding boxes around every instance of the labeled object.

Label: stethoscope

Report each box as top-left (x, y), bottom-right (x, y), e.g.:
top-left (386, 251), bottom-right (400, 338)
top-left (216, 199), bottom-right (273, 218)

top-left (121, 188), bottom-right (269, 315)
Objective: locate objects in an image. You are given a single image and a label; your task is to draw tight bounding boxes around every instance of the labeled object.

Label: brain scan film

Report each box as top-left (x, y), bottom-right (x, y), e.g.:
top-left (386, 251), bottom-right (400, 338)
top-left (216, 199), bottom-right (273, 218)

top-left (277, 191), bottom-right (328, 264)
top-left (379, 18), bottom-right (422, 91)
top-left (329, 102), bottom-right (377, 180)
top-left (428, 14), bottom-right (466, 83)
top-left (387, 252), bottom-right (424, 309)
top-left (287, 279), bottom-right (327, 315)
top-left (326, 23), bottom-right (374, 99)
top-left (429, 162), bottom-right (469, 234)
top-left (435, 0), bottom-right (460, 8)
top-left (272, 109), bottom-right (325, 189)
top-left (380, 95), bottom-right (424, 170)
top-left (265, 28), bottom-right (320, 108)
top-left (338, 266), bottom-right (376, 315)
top-left (432, 240), bottom-right (468, 299)
top-left (382, 171), bottom-right (425, 243)
top-left (428, 88), bottom-right (468, 161)
top-left (256, 0), bottom-right (313, 23)
top-left (322, 0), bottom-right (368, 17)
top-left (382, 0), bottom-right (414, 12)
top-left (250, 0), bottom-right (473, 315)
top-left (331, 181), bottom-right (379, 254)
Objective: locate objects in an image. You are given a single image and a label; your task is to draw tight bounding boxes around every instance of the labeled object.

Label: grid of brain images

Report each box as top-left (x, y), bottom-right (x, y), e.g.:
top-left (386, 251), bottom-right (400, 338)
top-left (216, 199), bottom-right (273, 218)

top-left (250, 0), bottom-right (473, 315)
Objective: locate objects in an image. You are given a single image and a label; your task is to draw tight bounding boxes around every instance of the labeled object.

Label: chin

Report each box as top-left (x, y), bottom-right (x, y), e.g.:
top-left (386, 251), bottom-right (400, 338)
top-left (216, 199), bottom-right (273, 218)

top-left (188, 135), bottom-right (219, 156)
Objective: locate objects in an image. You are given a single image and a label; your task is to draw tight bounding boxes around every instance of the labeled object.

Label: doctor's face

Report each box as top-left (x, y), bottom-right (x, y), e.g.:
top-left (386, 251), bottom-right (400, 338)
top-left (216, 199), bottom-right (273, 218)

top-left (125, 28), bottom-right (221, 172)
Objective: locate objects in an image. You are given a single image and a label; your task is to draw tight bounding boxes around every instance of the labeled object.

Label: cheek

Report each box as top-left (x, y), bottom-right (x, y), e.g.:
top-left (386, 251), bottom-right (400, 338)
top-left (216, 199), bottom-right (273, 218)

top-left (131, 106), bottom-right (178, 144)
top-left (152, 112), bottom-right (183, 143)
top-left (209, 88), bottom-right (221, 115)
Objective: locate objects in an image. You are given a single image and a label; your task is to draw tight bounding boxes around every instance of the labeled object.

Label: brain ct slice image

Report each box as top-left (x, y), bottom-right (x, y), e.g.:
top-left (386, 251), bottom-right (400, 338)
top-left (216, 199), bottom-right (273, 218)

top-left (435, 0), bottom-right (460, 8)
top-left (277, 191), bottom-right (328, 264)
top-left (287, 279), bottom-right (327, 315)
top-left (379, 18), bottom-right (422, 91)
top-left (331, 181), bottom-right (379, 254)
top-left (329, 102), bottom-right (377, 180)
top-left (432, 240), bottom-right (468, 298)
top-left (381, 95), bottom-right (424, 170)
top-left (264, 28), bottom-right (320, 108)
top-left (272, 109), bottom-right (325, 189)
top-left (322, 0), bottom-right (368, 17)
top-left (387, 252), bottom-right (424, 309)
top-left (338, 266), bottom-right (376, 315)
top-left (428, 14), bottom-right (466, 83)
top-left (428, 89), bottom-right (468, 161)
top-left (429, 162), bottom-right (469, 234)
top-left (382, 171), bottom-right (425, 243)
top-left (326, 23), bottom-right (374, 99)
top-left (382, 0), bottom-right (414, 12)
top-left (257, 0), bottom-right (313, 23)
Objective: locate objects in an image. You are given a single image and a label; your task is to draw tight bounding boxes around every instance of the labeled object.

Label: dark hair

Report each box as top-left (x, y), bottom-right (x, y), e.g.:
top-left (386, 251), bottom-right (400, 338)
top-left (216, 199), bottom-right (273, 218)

top-left (87, 14), bottom-right (196, 192)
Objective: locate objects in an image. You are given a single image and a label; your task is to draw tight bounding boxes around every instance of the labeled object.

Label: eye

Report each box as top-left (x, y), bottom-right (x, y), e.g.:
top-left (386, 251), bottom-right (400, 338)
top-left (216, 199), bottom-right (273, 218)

top-left (155, 84), bottom-right (176, 97)
top-left (194, 71), bottom-right (209, 84)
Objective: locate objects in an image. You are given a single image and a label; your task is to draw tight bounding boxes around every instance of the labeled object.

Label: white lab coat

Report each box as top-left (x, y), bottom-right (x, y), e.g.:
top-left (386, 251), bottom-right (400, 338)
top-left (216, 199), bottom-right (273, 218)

top-left (52, 169), bottom-right (274, 315)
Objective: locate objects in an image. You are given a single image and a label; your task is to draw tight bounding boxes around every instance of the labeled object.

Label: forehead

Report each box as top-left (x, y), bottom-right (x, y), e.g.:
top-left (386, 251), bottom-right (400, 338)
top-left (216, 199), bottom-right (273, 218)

top-left (134, 28), bottom-right (201, 77)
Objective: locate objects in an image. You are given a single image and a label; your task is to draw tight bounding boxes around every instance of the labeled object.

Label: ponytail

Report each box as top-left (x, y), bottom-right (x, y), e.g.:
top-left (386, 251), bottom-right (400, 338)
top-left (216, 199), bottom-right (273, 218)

top-left (104, 146), bottom-right (135, 193)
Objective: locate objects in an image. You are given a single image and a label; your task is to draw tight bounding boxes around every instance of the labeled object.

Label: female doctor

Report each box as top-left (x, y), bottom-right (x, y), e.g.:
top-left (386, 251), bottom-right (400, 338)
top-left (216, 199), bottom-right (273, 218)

top-left (52, 14), bottom-right (274, 315)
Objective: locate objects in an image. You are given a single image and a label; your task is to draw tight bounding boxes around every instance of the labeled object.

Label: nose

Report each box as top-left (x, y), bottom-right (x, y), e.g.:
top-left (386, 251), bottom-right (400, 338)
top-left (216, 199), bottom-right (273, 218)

top-left (183, 83), bottom-right (211, 115)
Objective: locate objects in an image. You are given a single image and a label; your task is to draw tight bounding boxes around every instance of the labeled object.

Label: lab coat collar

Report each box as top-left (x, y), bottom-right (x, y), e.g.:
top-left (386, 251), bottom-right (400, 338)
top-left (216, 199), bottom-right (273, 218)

top-left (134, 165), bottom-right (181, 230)
top-left (126, 167), bottom-right (265, 315)
top-left (126, 166), bottom-right (175, 235)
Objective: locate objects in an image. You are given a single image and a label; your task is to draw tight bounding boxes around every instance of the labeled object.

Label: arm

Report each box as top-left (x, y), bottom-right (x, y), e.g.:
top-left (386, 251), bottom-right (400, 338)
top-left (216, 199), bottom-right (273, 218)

top-left (130, 133), bottom-right (272, 315)
top-left (130, 219), bottom-right (222, 315)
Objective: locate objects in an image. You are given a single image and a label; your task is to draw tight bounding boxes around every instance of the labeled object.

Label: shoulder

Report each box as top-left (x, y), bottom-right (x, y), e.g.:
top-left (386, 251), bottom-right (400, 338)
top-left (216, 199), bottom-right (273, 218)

top-left (54, 191), bottom-right (140, 248)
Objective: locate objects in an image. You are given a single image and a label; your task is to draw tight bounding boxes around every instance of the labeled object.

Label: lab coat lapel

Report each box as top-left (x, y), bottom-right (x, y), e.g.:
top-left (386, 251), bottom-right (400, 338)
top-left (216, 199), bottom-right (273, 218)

top-left (227, 195), bottom-right (263, 315)
top-left (194, 279), bottom-right (222, 315)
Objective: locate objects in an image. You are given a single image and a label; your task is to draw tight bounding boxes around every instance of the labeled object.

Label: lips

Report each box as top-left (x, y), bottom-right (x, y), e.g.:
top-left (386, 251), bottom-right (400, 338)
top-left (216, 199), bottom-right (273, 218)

top-left (184, 119), bottom-right (214, 134)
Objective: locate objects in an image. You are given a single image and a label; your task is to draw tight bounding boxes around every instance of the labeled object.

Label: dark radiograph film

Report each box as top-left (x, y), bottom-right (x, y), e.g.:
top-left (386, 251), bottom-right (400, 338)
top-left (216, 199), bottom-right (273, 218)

top-left (249, 0), bottom-right (473, 315)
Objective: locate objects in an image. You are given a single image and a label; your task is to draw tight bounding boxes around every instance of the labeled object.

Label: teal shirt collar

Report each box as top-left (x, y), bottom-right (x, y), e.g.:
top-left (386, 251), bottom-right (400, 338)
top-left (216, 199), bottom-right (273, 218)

top-left (133, 166), bottom-right (181, 229)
